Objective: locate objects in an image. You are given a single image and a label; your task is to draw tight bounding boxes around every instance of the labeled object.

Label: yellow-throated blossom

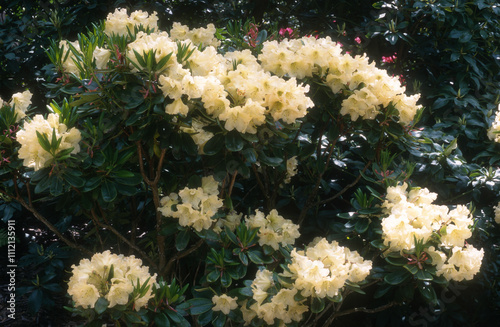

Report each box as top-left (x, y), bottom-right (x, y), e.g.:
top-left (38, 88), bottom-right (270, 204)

top-left (212, 294), bottom-right (238, 315)
top-left (158, 176), bottom-right (223, 232)
top-left (283, 238), bottom-right (372, 299)
top-left (67, 251), bottom-right (157, 310)
top-left (381, 183), bottom-right (483, 281)
top-left (245, 209), bottom-right (300, 250)
top-left (16, 113), bottom-right (81, 170)
top-left (104, 8), bottom-right (158, 37)
top-left (9, 90), bottom-right (32, 122)
top-left (259, 36), bottom-right (421, 125)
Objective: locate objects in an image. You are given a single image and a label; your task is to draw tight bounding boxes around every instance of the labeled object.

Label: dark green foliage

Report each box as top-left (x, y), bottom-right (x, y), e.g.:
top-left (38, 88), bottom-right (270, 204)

top-left (2, 1), bottom-right (500, 326)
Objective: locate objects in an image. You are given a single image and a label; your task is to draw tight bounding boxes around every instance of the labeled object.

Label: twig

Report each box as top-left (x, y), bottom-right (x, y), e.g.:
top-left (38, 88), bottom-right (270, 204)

top-left (17, 196), bottom-right (92, 255)
top-left (162, 239), bottom-right (204, 277)
top-left (315, 160), bottom-right (371, 207)
top-left (90, 208), bottom-right (158, 271)
top-left (137, 142), bottom-right (168, 271)
top-left (333, 301), bottom-right (399, 319)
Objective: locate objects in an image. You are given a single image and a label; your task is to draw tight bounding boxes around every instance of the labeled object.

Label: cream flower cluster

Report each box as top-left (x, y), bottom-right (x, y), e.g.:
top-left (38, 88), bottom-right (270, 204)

top-left (381, 183), bottom-right (484, 281)
top-left (241, 238), bottom-right (371, 325)
top-left (212, 294), bottom-right (238, 315)
top-left (245, 209), bottom-right (300, 250)
top-left (158, 176), bottom-right (223, 232)
top-left (283, 238), bottom-right (372, 299)
top-left (427, 244), bottom-right (484, 282)
top-left (487, 104), bottom-right (500, 143)
top-left (258, 36), bottom-right (422, 124)
top-left (8, 90), bottom-right (32, 122)
top-left (67, 251), bottom-right (157, 310)
top-left (244, 269), bottom-right (308, 325)
top-left (132, 29), bottom-right (313, 133)
top-left (16, 113), bottom-right (81, 170)
top-left (60, 40), bottom-right (111, 74)
top-left (127, 31), bottom-right (179, 73)
top-left (169, 22), bottom-right (221, 48)
top-left (213, 210), bottom-right (243, 234)
top-left (104, 8), bottom-right (158, 37)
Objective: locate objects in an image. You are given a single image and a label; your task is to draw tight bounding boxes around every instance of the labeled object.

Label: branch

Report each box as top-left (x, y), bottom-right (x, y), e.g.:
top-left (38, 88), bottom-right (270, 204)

top-left (137, 143), bottom-right (169, 271)
top-left (18, 197), bottom-right (92, 255)
top-left (334, 301), bottom-right (400, 319)
top-left (314, 160), bottom-right (371, 207)
top-left (162, 239), bottom-right (204, 277)
top-left (90, 208), bottom-right (158, 271)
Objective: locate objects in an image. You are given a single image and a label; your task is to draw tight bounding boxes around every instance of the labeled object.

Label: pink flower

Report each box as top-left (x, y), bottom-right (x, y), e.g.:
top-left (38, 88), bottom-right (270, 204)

top-left (354, 37), bottom-right (361, 44)
top-left (382, 53), bottom-right (397, 63)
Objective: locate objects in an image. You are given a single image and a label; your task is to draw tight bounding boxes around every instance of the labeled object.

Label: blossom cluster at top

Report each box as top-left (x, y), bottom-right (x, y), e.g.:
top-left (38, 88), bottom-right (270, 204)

top-left (259, 36), bottom-right (421, 124)
top-left (381, 183), bottom-right (483, 281)
top-left (67, 250), bottom-right (157, 310)
top-left (16, 113), bottom-right (81, 170)
top-left (57, 7), bottom-right (422, 144)
top-left (104, 8), bottom-right (159, 37)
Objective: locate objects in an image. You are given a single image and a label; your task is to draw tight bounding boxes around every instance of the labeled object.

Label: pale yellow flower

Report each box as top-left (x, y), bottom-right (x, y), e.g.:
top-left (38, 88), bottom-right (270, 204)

top-left (212, 294), bottom-right (238, 315)
top-left (16, 113), bottom-right (81, 170)
top-left (9, 90), bottom-right (32, 122)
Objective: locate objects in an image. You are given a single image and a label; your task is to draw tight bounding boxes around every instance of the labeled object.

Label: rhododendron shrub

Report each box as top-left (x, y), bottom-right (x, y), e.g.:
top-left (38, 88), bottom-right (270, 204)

top-left (0, 7), bottom-right (487, 327)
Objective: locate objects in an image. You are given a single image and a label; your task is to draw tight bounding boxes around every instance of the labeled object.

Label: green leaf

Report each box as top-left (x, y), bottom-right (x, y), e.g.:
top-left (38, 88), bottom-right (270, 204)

top-left (418, 282), bottom-right (437, 305)
top-left (188, 298), bottom-right (213, 315)
top-left (311, 296), bottom-right (325, 313)
top-left (50, 176), bottom-right (63, 196)
top-left (35, 175), bottom-right (51, 194)
top-left (238, 252), bottom-right (248, 266)
top-left (225, 131), bottom-right (244, 152)
top-left (354, 218), bottom-right (369, 233)
top-left (221, 271), bottom-right (232, 287)
top-left (94, 297), bottom-right (109, 314)
top-left (36, 131), bottom-right (52, 153)
top-left (384, 269), bottom-right (410, 285)
top-left (241, 148), bottom-right (257, 163)
top-left (385, 256), bottom-right (408, 266)
top-left (370, 239), bottom-right (389, 250)
top-left (416, 269), bottom-right (434, 281)
top-left (203, 133), bottom-right (224, 155)
top-left (27, 288), bottom-right (44, 313)
top-left (403, 264), bottom-right (419, 275)
top-left (247, 250), bottom-right (265, 264)
top-left (154, 313), bottom-right (170, 327)
top-left (63, 172), bottom-right (85, 188)
top-left (257, 151), bottom-right (283, 166)
top-left (206, 270), bottom-right (220, 283)
top-left (212, 312), bottom-right (226, 327)
top-left (175, 229), bottom-right (190, 251)
top-left (101, 179), bottom-right (118, 202)
top-left (197, 309), bottom-right (214, 325)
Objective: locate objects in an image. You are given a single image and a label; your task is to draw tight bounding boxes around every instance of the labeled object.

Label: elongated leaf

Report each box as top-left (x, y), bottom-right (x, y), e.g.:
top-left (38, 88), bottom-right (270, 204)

top-left (101, 179), bottom-right (117, 202)
top-left (188, 298), bottom-right (213, 315)
top-left (384, 269), bottom-right (410, 285)
top-left (175, 229), bottom-right (190, 251)
top-left (225, 131), bottom-right (244, 152)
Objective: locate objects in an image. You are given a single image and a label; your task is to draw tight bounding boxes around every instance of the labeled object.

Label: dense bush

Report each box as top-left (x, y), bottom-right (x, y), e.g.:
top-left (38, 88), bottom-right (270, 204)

top-left (1, 1), bottom-right (499, 326)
